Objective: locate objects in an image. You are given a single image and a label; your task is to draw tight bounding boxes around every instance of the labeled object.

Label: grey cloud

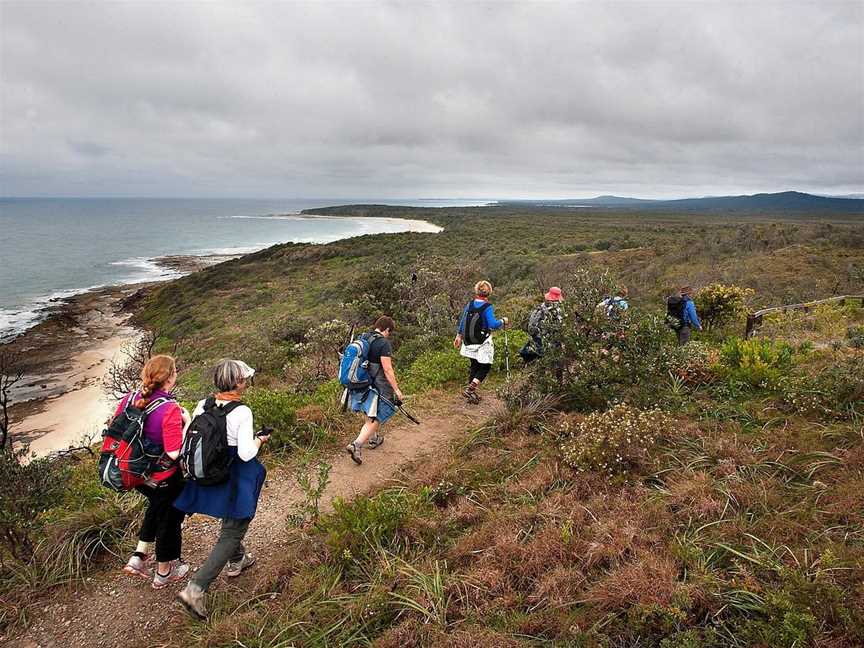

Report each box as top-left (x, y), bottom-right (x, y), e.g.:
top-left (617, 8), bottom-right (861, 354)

top-left (1, 1), bottom-right (862, 199)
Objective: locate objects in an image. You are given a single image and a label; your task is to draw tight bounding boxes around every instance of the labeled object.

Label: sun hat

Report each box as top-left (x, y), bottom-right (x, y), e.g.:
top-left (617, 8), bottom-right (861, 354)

top-left (544, 286), bottom-right (563, 302)
top-left (233, 360), bottom-right (256, 380)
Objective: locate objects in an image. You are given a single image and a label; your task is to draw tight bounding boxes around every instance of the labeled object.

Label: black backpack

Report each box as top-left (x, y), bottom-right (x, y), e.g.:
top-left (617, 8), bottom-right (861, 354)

top-left (179, 397), bottom-right (243, 486)
top-left (665, 295), bottom-right (686, 330)
top-left (527, 303), bottom-right (547, 337)
top-left (463, 301), bottom-right (492, 345)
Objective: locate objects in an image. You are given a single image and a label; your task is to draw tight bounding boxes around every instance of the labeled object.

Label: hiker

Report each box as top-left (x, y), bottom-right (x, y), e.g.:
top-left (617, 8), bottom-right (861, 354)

top-left (345, 316), bottom-right (404, 465)
top-left (454, 280), bottom-right (508, 403)
top-left (597, 286), bottom-right (629, 320)
top-left (666, 285), bottom-right (702, 345)
top-left (118, 354), bottom-right (192, 589)
top-left (519, 286), bottom-right (564, 364)
top-left (175, 359), bottom-right (269, 620)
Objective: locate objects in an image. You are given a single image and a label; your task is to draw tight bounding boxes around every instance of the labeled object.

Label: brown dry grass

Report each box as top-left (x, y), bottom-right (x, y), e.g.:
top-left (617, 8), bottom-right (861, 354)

top-left (584, 552), bottom-right (680, 611)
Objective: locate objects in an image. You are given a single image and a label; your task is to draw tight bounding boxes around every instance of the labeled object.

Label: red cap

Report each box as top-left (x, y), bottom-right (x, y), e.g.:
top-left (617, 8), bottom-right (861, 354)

top-left (544, 286), bottom-right (563, 301)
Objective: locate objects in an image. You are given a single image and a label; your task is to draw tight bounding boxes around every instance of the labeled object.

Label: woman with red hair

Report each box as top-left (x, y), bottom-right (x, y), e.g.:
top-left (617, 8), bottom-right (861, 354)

top-left (115, 354), bottom-right (190, 589)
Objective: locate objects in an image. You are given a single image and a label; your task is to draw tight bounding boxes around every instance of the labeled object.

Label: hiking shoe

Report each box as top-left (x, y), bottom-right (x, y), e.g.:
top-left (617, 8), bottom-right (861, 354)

top-left (225, 553), bottom-right (256, 577)
top-left (462, 387), bottom-right (481, 405)
top-left (367, 434), bottom-right (385, 449)
top-left (346, 442), bottom-right (362, 465)
top-left (152, 560), bottom-right (190, 589)
top-left (123, 554), bottom-right (152, 580)
top-left (177, 582), bottom-right (207, 620)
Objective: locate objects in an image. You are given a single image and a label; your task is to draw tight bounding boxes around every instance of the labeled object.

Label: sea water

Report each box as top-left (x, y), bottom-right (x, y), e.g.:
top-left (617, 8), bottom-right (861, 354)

top-left (0, 197), bottom-right (489, 340)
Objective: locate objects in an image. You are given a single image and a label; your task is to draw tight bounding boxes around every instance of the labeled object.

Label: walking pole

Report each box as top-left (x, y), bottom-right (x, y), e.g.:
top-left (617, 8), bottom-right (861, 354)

top-left (378, 393), bottom-right (421, 425)
top-left (503, 326), bottom-right (511, 383)
top-left (339, 323), bottom-right (357, 413)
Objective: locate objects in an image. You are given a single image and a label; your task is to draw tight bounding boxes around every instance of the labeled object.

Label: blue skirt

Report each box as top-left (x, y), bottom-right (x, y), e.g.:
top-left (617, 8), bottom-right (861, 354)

top-left (349, 387), bottom-right (397, 424)
top-left (174, 449), bottom-right (266, 520)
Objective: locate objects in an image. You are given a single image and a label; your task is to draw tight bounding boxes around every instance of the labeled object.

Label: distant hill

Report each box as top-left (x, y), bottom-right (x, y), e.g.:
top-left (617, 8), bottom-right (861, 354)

top-left (503, 191), bottom-right (864, 214)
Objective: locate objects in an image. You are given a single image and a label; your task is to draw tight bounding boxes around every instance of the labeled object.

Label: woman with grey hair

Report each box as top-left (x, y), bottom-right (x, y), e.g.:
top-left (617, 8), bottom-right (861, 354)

top-left (175, 359), bottom-right (269, 620)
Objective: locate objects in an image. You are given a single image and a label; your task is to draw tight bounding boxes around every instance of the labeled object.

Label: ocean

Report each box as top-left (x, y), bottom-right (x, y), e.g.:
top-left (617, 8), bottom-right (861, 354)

top-left (0, 197), bottom-right (489, 340)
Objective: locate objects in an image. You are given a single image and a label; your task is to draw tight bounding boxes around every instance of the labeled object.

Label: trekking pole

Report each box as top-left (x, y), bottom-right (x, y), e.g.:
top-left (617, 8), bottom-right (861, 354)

top-left (378, 394), bottom-right (421, 425)
top-left (503, 326), bottom-right (511, 383)
top-left (339, 323), bottom-right (357, 413)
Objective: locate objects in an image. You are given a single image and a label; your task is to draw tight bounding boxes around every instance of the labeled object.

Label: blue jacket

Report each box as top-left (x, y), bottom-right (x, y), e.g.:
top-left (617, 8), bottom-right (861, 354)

top-left (457, 299), bottom-right (504, 335)
top-left (173, 448), bottom-right (266, 520)
top-left (683, 297), bottom-right (701, 329)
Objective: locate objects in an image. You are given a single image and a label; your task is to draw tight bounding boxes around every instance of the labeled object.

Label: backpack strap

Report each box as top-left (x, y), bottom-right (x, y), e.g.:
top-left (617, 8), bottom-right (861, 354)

top-left (468, 301), bottom-right (491, 315)
top-left (363, 331), bottom-right (383, 345)
top-left (143, 397), bottom-right (173, 416)
top-left (203, 395), bottom-right (218, 411)
top-left (219, 401), bottom-right (244, 415)
top-left (123, 391), bottom-right (138, 412)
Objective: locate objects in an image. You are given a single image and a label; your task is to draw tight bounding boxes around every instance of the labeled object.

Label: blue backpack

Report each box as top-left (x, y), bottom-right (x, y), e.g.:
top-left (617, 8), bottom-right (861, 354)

top-left (339, 332), bottom-right (382, 391)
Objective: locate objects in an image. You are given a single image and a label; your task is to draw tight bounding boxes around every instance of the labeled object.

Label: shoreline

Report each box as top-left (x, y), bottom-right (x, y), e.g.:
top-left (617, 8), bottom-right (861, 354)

top-left (6, 254), bottom-right (235, 458)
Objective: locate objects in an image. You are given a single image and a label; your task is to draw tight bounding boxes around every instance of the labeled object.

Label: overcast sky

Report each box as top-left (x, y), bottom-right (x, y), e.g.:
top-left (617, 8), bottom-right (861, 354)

top-left (1, 1), bottom-right (862, 199)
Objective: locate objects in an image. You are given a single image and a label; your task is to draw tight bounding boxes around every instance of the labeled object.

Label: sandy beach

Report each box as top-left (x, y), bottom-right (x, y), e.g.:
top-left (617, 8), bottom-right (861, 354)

top-left (5, 254), bottom-right (235, 458)
top-left (18, 318), bottom-right (141, 457)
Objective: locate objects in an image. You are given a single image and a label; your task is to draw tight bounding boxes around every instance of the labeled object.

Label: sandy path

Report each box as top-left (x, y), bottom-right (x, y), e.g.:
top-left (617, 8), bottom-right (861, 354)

top-left (10, 395), bottom-right (499, 648)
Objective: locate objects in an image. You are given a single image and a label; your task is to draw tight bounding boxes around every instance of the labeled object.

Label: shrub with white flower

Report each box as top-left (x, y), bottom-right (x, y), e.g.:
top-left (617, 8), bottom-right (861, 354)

top-left (559, 404), bottom-right (672, 477)
top-left (694, 283), bottom-right (754, 330)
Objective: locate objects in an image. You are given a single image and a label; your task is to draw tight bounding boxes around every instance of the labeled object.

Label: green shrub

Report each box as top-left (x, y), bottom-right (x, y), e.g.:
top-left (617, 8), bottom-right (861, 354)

top-left (780, 356), bottom-right (864, 418)
top-left (316, 488), bottom-right (428, 568)
top-left (559, 404), bottom-right (672, 477)
top-left (695, 283), bottom-right (754, 330)
top-left (0, 447), bottom-right (67, 562)
top-left (243, 387), bottom-right (300, 449)
top-left (402, 346), bottom-right (465, 393)
top-left (286, 319), bottom-right (351, 391)
top-left (532, 310), bottom-right (678, 411)
top-left (728, 590), bottom-right (817, 648)
top-left (669, 341), bottom-right (719, 386)
top-left (847, 324), bottom-right (864, 348)
top-left (719, 338), bottom-right (794, 388)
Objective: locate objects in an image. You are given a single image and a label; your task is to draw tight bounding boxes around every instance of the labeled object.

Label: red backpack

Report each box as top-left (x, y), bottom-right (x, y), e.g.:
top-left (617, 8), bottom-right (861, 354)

top-left (98, 393), bottom-right (175, 491)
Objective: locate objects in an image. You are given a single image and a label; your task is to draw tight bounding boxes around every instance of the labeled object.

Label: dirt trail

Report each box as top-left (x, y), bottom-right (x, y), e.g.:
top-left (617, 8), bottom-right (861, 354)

top-left (11, 395), bottom-right (499, 648)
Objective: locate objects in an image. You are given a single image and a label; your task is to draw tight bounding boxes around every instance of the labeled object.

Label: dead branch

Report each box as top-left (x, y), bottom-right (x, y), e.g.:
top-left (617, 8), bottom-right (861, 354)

top-left (0, 348), bottom-right (24, 450)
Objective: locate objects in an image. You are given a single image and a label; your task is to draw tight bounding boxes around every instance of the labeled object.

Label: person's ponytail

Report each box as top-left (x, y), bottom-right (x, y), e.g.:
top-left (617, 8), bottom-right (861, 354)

top-left (133, 355), bottom-right (176, 409)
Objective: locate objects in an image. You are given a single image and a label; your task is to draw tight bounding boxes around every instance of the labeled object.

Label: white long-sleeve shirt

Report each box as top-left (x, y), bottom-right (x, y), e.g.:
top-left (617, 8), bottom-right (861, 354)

top-left (191, 398), bottom-right (259, 462)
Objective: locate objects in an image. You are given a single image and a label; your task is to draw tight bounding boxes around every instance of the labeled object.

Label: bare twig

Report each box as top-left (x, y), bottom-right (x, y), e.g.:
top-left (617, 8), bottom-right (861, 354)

top-left (0, 348), bottom-right (25, 450)
top-left (103, 330), bottom-right (179, 400)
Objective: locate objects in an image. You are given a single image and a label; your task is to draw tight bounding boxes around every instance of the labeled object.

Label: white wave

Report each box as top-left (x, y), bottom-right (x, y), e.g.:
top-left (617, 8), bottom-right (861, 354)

top-left (189, 245), bottom-right (264, 256)
top-left (0, 308), bottom-right (44, 342)
top-left (110, 257), bottom-right (184, 283)
top-left (0, 285), bottom-right (108, 342)
top-left (0, 260), bottom-right (183, 341)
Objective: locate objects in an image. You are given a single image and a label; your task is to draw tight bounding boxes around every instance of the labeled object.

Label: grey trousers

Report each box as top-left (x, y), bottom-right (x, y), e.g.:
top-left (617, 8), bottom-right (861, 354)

top-left (677, 325), bottom-right (691, 346)
top-left (191, 517), bottom-right (251, 591)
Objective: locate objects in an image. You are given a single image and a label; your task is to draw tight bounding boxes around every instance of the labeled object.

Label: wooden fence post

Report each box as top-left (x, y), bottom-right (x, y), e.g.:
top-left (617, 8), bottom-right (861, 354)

top-left (745, 313), bottom-right (757, 338)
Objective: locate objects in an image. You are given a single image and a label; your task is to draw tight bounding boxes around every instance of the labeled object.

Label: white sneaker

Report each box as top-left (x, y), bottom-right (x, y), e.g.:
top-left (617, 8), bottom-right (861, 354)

top-left (152, 560), bottom-right (190, 589)
top-left (177, 582), bottom-right (207, 620)
top-left (225, 553), bottom-right (256, 577)
top-left (122, 554), bottom-right (151, 580)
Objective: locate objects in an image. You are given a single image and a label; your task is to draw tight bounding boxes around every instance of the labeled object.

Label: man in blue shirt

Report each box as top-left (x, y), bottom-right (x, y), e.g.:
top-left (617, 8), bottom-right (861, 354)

top-left (678, 286), bottom-right (702, 345)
